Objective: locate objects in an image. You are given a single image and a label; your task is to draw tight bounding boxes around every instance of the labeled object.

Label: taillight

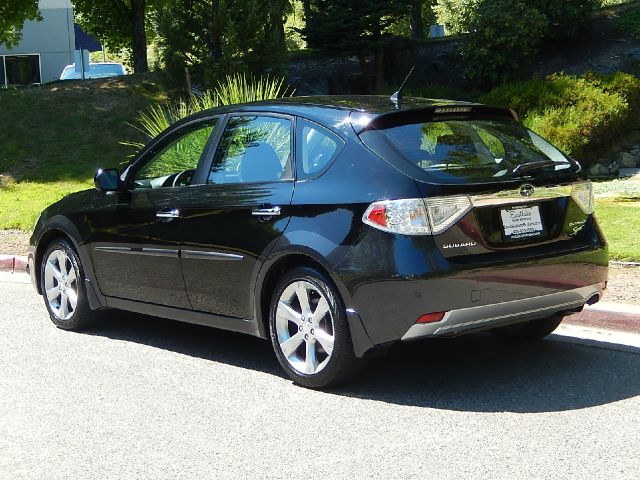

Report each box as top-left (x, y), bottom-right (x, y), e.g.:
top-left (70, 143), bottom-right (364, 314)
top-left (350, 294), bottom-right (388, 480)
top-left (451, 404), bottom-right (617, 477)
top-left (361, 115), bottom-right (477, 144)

top-left (571, 181), bottom-right (594, 214)
top-left (363, 199), bottom-right (430, 235)
top-left (424, 195), bottom-right (472, 234)
top-left (362, 195), bottom-right (472, 235)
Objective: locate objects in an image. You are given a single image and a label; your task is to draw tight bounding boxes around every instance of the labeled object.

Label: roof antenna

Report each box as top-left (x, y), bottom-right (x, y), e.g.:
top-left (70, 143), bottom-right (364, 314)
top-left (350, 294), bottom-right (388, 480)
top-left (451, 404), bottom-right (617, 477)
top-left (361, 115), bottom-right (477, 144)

top-left (390, 66), bottom-right (415, 110)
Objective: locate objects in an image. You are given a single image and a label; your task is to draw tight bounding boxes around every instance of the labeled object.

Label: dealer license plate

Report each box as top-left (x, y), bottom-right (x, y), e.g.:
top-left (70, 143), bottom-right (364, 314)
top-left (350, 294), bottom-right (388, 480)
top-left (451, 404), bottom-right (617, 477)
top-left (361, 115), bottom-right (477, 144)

top-left (500, 205), bottom-right (544, 240)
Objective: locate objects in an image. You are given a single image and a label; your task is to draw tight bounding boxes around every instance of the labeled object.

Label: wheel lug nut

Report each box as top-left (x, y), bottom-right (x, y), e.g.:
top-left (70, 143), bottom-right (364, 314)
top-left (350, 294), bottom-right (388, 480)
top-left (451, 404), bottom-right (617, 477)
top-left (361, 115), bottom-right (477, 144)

top-left (299, 326), bottom-right (303, 332)
top-left (304, 334), bottom-right (309, 340)
top-left (310, 329), bottom-right (315, 335)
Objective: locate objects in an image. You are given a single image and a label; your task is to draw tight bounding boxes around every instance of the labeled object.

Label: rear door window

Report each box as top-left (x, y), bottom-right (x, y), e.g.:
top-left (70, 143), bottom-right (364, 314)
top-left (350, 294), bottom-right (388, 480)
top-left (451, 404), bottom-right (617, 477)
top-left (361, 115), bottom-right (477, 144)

top-left (208, 115), bottom-right (293, 184)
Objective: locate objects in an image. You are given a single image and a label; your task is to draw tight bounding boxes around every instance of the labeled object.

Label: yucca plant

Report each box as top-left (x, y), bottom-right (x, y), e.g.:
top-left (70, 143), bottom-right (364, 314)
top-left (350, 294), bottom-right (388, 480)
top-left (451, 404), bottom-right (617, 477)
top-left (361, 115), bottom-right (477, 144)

top-left (123, 73), bottom-right (294, 155)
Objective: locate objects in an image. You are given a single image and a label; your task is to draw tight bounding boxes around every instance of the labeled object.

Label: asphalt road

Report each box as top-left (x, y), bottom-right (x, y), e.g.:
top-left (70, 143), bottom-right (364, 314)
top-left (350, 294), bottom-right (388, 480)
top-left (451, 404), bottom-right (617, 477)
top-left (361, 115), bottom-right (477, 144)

top-left (1, 275), bottom-right (639, 480)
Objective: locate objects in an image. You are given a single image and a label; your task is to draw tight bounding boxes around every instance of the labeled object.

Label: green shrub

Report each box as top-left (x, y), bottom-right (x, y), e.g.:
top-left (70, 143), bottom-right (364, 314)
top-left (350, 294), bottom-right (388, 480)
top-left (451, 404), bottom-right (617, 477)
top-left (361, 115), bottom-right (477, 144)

top-left (435, 0), bottom-right (597, 39)
top-left (480, 72), bottom-right (640, 161)
top-left (461, 0), bottom-right (548, 86)
top-left (529, 0), bottom-right (599, 41)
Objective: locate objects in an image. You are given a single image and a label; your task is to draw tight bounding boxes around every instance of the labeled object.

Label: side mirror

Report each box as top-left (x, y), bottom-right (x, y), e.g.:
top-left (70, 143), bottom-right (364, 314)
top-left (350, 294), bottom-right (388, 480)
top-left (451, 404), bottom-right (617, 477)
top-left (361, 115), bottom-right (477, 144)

top-left (94, 168), bottom-right (120, 192)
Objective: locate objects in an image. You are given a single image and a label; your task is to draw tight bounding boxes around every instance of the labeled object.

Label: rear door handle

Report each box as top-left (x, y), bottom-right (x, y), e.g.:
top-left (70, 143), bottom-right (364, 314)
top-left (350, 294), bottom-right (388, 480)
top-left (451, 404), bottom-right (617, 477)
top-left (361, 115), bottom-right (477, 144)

top-left (156, 208), bottom-right (181, 219)
top-left (251, 206), bottom-right (281, 217)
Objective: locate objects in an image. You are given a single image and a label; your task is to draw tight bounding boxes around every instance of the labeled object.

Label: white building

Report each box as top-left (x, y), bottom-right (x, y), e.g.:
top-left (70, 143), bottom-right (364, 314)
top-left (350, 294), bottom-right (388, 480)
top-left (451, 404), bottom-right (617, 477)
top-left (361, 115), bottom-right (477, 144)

top-left (0, 0), bottom-right (75, 86)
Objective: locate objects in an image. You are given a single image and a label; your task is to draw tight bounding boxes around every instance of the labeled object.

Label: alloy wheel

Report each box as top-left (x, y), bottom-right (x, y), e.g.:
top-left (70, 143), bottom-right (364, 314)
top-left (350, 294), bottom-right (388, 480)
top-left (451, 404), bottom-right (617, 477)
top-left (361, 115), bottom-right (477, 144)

top-left (275, 280), bottom-right (335, 375)
top-left (44, 249), bottom-right (78, 321)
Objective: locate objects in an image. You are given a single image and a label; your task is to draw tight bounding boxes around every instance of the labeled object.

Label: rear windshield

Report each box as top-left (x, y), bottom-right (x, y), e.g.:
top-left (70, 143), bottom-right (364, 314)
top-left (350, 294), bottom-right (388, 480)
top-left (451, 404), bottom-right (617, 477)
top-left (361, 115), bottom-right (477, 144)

top-left (358, 118), bottom-right (579, 183)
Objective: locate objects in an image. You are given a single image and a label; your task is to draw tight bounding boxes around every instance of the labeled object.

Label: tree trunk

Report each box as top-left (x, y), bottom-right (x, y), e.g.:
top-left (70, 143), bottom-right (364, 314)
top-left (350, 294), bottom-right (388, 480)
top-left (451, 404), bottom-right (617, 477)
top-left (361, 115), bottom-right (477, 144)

top-left (409, 0), bottom-right (424, 40)
top-left (210, 0), bottom-right (222, 60)
top-left (130, 0), bottom-right (149, 73)
top-left (302, 0), bottom-right (311, 22)
top-left (270, 0), bottom-right (287, 52)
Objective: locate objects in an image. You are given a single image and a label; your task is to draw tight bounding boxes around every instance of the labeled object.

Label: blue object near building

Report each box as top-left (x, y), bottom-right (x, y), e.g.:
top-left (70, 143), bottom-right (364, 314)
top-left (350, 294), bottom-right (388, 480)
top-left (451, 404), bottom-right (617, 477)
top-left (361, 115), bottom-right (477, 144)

top-left (74, 24), bottom-right (102, 53)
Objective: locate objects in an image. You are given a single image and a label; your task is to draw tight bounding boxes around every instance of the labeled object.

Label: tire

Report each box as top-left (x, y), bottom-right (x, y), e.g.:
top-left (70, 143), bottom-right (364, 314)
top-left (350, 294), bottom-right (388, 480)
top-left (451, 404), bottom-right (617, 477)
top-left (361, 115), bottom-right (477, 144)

top-left (490, 314), bottom-right (564, 342)
top-left (268, 267), bottom-right (362, 389)
top-left (40, 238), bottom-right (93, 331)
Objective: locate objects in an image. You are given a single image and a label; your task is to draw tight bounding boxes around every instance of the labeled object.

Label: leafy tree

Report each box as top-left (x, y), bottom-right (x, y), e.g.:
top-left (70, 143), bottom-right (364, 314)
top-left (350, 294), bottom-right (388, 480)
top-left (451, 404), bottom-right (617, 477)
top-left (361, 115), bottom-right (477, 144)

top-left (433, 0), bottom-right (479, 35)
top-left (73, 0), bottom-right (160, 73)
top-left (157, 0), bottom-right (290, 88)
top-left (303, 0), bottom-right (410, 93)
top-left (0, 0), bottom-right (40, 48)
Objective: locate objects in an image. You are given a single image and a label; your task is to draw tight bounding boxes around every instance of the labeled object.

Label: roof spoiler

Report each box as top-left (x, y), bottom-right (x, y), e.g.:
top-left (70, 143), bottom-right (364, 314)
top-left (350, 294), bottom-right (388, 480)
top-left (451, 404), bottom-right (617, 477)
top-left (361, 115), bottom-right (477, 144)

top-left (356, 105), bottom-right (519, 133)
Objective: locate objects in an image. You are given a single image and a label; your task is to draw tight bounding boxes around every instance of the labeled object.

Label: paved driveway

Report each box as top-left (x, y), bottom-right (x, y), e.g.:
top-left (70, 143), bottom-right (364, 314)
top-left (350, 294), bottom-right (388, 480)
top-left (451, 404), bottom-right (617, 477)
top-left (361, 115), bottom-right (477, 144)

top-left (1, 276), bottom-right (639, 479)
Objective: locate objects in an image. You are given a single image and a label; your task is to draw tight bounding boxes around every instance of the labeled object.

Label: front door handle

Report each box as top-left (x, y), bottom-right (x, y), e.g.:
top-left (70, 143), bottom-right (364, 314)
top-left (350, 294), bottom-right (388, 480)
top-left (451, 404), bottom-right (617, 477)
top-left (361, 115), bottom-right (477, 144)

top-left (252, 206), bottom-right (281, 217)
top-left (156, 208), bottom-right (181, 219)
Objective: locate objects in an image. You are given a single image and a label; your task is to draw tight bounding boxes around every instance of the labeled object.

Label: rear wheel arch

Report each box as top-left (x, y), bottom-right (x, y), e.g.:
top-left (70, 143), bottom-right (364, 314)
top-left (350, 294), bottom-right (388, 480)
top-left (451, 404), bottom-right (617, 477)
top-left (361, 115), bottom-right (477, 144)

top-left (257, 252), bottom-right (343, 340)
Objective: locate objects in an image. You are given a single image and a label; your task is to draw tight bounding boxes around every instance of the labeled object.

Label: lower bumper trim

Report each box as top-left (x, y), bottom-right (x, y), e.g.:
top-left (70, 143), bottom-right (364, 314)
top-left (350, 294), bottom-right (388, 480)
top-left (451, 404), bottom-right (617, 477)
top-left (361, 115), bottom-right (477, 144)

top-left (401, 283), bottom-right (603, 341)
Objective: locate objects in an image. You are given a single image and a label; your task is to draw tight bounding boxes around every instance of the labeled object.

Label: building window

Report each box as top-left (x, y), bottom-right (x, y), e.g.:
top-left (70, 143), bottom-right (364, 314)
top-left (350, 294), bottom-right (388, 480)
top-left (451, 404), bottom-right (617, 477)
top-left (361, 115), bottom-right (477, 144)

top-left (2, 55), bottom-right (41, 87)
top-left (0, 58), bottom-right (5, 87)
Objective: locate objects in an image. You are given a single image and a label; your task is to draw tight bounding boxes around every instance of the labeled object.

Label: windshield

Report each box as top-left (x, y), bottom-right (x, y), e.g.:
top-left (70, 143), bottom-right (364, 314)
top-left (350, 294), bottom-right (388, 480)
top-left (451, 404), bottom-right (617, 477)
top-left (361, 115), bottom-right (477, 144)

top-left (359, 118), bottom-right (578, 183)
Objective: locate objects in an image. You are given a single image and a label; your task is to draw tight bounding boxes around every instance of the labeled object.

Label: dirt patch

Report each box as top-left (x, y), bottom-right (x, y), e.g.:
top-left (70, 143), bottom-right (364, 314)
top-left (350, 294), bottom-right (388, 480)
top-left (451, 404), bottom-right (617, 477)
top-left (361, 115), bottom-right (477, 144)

top-left (605, 264), bottom-right (640, 306)
top-left (0, 230), bottom-right (30, 256)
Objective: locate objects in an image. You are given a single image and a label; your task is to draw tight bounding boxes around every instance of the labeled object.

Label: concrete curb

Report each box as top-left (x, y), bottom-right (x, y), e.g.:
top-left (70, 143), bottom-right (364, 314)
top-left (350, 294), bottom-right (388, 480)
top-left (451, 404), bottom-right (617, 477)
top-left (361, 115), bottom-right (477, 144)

top-left (565, 302), bottom-right (640, 336)
top-left (610, 260), bottom-right (640, 267)
top-left (0, 255), bottom-right (28, 274)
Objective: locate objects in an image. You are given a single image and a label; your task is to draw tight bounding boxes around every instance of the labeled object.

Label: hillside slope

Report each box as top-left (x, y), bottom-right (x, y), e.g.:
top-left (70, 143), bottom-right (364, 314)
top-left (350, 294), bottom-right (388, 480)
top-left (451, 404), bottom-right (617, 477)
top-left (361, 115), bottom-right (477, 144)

top-left (0, 74), bottom-right (167, 229)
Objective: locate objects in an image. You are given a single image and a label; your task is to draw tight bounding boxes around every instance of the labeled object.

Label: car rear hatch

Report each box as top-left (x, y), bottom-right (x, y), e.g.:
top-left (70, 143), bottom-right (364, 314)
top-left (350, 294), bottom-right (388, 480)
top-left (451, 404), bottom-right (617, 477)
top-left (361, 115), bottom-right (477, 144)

top-left (354, 105), bottom-right (601, 262)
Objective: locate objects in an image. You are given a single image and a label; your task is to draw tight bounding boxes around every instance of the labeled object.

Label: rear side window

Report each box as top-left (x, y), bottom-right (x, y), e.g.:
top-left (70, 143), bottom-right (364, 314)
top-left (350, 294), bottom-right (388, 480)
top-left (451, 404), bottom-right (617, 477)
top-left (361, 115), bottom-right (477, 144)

top-left (359, 118), bottom-right (578, 183)
top-left (297, 119), bottom-right (343, 179)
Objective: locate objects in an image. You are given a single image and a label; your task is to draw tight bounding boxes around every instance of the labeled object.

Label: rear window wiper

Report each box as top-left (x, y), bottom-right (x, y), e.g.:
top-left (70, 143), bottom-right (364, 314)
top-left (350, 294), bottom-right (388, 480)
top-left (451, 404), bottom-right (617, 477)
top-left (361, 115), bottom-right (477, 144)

top-left (512, 159), bottom-right (570, 176)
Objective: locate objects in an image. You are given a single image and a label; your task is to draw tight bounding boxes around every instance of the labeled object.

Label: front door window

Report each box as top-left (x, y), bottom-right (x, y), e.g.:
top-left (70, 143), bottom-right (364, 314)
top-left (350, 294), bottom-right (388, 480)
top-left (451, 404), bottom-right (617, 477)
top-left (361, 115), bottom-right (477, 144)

top-left (133, 120), bottom-right (217, 189)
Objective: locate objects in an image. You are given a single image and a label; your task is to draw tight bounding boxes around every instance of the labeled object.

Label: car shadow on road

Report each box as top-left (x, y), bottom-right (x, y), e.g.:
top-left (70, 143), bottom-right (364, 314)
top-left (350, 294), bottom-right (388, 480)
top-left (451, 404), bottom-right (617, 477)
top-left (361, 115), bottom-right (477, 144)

top-left (337, 334), bottom-right (640, 413)
top-left (83, 310), bottom-right (283, 377)
top-left (83, 310), bottom-right (640, 413)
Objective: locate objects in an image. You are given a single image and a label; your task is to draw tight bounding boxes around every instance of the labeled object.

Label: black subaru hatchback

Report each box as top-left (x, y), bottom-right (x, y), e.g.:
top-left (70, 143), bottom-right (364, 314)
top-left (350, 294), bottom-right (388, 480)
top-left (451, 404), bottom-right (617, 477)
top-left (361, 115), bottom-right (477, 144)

top-left (28, 96), bottom-right (608, 388)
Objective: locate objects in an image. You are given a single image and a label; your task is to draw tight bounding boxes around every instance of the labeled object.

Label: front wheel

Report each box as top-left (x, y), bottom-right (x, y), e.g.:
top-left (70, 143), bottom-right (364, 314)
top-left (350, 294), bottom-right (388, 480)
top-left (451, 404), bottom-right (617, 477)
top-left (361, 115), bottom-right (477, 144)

top-left (490, 314), bottom-right (564, 342)
top-left (40, 238), bottom-right (93, 331)
top-left (269, 267), bottom-right (362, 389)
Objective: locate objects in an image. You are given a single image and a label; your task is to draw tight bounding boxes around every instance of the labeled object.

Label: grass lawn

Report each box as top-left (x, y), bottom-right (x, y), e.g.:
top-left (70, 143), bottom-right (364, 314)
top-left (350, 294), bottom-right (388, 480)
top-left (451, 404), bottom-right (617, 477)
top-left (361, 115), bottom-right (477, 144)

top-left (595, 198), bottom-right (640, 261)
top-left (0, 74), bottom-right (167, 229)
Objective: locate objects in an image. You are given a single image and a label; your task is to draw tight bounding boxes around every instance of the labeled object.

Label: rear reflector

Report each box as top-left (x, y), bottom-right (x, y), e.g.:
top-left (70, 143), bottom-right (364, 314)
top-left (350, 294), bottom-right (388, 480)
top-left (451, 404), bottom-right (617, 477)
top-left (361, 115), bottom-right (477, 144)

top-left (416, 312), bottom-right (446, 324)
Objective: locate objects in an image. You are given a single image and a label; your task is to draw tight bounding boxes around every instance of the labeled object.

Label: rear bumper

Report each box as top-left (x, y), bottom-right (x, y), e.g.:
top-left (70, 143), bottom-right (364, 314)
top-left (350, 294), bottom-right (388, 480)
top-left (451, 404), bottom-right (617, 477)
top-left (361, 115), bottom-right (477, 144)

top-left (334, 227), bottom-right (608, 348)
top-left (401, 283), bottom-right (603, 341)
